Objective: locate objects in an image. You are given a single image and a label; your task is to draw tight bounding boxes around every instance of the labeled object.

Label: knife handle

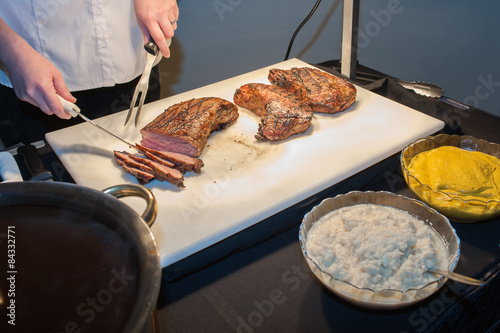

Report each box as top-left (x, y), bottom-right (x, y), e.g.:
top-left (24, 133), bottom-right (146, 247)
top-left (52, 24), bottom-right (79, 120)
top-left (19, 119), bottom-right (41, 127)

top-left (144, 39), bottom-right (159, 56)
top-left (17, 145), bottom-right (53, 181)
top-left (57, 95), bottom-right (81, 117)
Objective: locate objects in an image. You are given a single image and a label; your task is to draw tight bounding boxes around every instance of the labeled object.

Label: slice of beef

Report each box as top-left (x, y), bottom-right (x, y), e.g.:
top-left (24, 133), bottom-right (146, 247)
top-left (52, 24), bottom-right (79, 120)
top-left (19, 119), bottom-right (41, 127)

top-left (136, 144), bottom-right (204, 174)
top-left (128, 148), bottom-right (175, 169)
top-left (114, 151), bottom-right (156, 174)
top-left (233, 83), bottom-right (313, 142)
top-left (114, 150), bottom-right (184, 188)
top-left (140, 150), bottom-right (184, 174)
top-left (140, 97), bottom-right (239, 157)
top-left (121, 164), bottom-right (155, 185)
top-left (268, 67), bottom-right (357, 114)
top-left (114, 151), bottom-right (156, 184)
top-left (141, 158), bottom-right (185, 188)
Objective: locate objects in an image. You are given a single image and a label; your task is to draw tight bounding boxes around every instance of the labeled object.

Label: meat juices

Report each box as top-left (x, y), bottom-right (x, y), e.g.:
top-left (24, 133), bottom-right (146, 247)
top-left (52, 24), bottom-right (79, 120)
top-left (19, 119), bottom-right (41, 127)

top-left (233, 83), bottom-right (313, 142)
top-left (140, 97), bottom-right (239, 157)
top-left (268, 67), bottom-right (357, 114)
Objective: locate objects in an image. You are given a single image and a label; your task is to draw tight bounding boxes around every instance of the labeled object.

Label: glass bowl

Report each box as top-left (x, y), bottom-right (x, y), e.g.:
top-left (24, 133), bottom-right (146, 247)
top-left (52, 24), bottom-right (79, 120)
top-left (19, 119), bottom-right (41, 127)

top-left (299, 191), bottom-right (460, 310)
top-left (400, 134), bottom-right (500, 222)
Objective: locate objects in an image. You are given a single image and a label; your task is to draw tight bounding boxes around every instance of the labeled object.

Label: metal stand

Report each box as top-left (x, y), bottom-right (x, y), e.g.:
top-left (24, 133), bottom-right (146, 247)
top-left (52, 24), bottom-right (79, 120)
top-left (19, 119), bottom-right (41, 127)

top-left (341, 0), bottom-right (360, 80)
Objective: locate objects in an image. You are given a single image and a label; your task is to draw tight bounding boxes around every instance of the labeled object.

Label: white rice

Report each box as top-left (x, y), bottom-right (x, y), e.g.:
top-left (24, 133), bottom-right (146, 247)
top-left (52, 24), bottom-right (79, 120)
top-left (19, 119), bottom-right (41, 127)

top-left (306, 204), bottom-right (449, 290)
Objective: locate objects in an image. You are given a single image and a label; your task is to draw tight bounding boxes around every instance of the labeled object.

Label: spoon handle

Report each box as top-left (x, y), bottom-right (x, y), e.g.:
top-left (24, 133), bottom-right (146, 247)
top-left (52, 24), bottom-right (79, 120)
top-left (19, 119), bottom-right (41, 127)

top-left (428, 268), bottom-right (484, 286)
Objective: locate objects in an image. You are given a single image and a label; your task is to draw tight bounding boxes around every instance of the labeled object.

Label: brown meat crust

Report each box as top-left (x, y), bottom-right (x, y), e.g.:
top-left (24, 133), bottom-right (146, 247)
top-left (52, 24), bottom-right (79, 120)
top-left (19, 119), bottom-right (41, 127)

top-left (113, 150), bottom-right (185, 188)
top-left (140, 158), bottom-right (185, 188)
top-left (136, 144), bottom-right (204, 174)
top-left (233, 83), bottom-right (313, 142)
top-left (140, 97), bottom-right (239, 157)
top-left (268, 67), bottom-right (356, 114)
top-left (114, 151), bottom-right (156, 184)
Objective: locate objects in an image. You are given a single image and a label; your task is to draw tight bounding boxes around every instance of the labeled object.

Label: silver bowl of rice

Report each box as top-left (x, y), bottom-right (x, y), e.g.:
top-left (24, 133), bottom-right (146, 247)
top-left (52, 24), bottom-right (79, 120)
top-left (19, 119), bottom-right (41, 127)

top-left (299, 191), bottom-right (460, 310)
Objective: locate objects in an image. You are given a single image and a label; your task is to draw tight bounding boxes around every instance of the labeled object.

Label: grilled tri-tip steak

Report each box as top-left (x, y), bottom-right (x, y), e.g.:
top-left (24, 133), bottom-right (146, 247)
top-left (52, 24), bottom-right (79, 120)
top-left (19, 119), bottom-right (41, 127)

top-left (140, 97), bottom-right (239, 157)
top-left (268, 67), bottom-right (356, 114)
top-left (233, 83), bottom-right (313, 142)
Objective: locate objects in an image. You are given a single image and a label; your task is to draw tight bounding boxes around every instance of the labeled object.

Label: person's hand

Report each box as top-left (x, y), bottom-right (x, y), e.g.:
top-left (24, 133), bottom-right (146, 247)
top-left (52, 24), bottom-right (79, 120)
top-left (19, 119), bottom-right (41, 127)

top-left (134, 0), bottom-right (179, 58)
top-left (9, 48), bottom-right (75, 119)
top-left (0, 19), bottom-right (75, 119)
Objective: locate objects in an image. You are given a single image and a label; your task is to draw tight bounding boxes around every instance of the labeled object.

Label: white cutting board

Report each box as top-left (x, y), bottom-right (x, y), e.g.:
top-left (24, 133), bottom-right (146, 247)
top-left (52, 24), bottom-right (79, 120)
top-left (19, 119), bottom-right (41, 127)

top-left (46, 59), bottom-right (444, 268)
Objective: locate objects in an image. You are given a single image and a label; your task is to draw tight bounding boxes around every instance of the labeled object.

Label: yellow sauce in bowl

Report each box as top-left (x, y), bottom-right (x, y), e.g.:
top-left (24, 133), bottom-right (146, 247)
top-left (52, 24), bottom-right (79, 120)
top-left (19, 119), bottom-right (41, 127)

top-left (408, 146), bottom-right (500, 202)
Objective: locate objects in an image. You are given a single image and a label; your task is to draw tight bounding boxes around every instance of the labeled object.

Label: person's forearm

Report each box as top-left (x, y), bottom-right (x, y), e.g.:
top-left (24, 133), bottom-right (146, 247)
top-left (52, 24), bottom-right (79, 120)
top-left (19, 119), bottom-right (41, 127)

top-left (0, 17), bottom-right (74, 118)
top-left (0, 17), bottom-right (31, 72)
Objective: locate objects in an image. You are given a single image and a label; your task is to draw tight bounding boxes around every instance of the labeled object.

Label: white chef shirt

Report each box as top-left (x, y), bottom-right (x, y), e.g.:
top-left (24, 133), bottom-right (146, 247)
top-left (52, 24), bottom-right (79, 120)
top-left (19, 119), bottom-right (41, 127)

top-left (0, 0), bottom-right (147, 92)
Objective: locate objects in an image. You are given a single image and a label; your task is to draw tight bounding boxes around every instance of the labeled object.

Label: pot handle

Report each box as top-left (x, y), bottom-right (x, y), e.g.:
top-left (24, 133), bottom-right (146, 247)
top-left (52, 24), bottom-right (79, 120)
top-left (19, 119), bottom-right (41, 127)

top-left (102, 184), bottom-right (158, 227)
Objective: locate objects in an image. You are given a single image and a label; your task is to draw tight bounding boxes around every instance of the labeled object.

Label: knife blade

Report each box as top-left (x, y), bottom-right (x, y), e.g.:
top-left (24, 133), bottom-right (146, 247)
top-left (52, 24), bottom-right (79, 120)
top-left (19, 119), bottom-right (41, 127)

top-left (58, 95), bottom-right (140, 152)
top-left (17, 144), bottom-right (53, 181)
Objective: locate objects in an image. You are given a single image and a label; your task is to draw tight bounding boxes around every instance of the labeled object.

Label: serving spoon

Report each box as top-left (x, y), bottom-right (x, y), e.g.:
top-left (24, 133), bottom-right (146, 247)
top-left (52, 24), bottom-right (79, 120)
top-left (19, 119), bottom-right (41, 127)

top-left (428, 268), bottom-right (484, 286)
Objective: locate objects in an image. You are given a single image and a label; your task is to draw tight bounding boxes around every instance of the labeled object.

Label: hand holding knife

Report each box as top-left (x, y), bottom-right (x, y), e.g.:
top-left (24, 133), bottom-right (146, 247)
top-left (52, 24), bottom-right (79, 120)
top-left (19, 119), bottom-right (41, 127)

top-left (57, 95), bottom-right (140, 152)
top-left (8, 95), bottom-right (139, 183)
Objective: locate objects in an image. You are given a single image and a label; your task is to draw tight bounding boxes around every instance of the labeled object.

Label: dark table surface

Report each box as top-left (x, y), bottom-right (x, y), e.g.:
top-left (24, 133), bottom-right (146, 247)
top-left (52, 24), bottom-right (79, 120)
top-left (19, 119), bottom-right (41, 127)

top-left (3, 62), bottom-right (500, 333)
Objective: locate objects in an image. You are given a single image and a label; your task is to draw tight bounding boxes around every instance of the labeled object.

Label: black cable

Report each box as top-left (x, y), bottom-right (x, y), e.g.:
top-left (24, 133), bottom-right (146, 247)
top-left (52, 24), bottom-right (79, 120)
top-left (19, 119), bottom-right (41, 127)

top-left (284, 0), bottom-right (323, 61)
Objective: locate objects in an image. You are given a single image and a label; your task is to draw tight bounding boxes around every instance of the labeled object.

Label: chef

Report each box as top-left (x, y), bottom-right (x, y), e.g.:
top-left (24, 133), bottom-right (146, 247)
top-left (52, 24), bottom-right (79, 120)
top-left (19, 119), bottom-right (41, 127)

top-left (0, 0), bottom-right (178, 148)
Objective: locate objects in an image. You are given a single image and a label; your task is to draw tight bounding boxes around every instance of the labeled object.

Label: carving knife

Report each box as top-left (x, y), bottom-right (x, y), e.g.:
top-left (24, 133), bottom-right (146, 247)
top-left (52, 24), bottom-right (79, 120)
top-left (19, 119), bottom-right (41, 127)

top-left (58, 96), bottom-right (140, 152)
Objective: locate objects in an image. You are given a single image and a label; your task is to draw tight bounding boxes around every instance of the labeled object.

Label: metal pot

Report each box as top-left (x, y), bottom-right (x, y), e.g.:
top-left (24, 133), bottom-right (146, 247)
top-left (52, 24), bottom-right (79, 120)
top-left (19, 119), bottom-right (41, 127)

top-left (0, 181), bottom-right (160, 332)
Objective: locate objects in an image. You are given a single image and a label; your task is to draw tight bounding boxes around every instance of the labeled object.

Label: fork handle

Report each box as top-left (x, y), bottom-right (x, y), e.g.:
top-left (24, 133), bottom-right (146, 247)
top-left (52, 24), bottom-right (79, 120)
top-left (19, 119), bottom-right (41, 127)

top-left (144, 39), bottom-right (159, 56)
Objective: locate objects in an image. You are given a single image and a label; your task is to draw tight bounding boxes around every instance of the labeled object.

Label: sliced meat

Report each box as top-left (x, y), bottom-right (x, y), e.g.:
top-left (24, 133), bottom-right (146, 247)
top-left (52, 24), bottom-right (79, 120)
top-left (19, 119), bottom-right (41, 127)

top-left (114, 151), bottom-right (156, 184)
top-left (128, 149), bottom-right (175, 169)
top-left (121, 164), bottom-right (155, 185)
top-left (268, 67), bottom-right (356, 114)
top-left (113, 150), bottom-right (184, 188)
top-left (114, 151), bottom-right (156, 174)
top-left (140, 150), bottom-right (184, 174)
top-left (136, 144), bottom-right (204, 174)
top-left (233, 83), bottom-right (313, 142)
top-left (140, 97), bottom-right (239, 157)
top-left (140, 158), bottom-right (185, 188)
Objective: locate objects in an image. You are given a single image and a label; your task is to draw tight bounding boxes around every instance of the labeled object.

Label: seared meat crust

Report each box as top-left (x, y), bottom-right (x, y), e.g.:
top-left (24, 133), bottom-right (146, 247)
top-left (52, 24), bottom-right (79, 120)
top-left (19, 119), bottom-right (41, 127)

top-left (233, 83), bottom-right (313, 142)
top-left (136, 144), bottom-right (204, 174)
top-left (140, 97), bottom-right (239, 157)
top-left (268, 67), bottom-right (356, 114)
top-left (114, 150), bottom-right (185, 188)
